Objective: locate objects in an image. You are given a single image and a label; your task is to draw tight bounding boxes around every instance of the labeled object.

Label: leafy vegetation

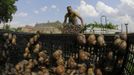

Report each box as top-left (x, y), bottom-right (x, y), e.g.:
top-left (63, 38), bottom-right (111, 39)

top-left (0, 0), bottom-right (17, 23)
top-left (85, 21), bottom-right (118, 29)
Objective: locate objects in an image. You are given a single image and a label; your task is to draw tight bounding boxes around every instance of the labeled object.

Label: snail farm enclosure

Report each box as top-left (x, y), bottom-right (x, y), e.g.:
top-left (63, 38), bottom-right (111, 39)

top-left (0, 32), bottom-right (134, 75)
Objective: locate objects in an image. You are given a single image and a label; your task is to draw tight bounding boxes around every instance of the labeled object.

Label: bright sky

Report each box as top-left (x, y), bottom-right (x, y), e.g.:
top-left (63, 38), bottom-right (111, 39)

top-left (10, 0), bottom-right (134, 32)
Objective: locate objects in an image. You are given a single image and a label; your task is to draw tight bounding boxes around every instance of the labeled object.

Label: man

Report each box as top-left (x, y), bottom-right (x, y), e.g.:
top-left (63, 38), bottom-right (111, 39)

top-left (63, 6), bottom-right (84, 26)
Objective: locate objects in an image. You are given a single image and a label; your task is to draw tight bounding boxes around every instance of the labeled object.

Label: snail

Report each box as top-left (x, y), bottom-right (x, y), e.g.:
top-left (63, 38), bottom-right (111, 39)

top-left (107, 51), bottom-right (113, 60)
top-left (78, 64), bottom-right (87, 75)
top-left (114, 38), bottom-right (122, 47)
top-left (53, 49), bottom-right (63, 60)
top-left (11, 37), bottom-right (16, 45)
top-left (88, 68), bottom-right (94, 75)
top-left (24, 68), bottom-right (32, 75)
top-left (56, 57), bottom-right (64, 66)
top-left (33, 43), bottom-right (41, 53)
top-left (38, 67), bottom-right (49, 75)
top-left (38, 57), bottom-right (44, 64)
top-left (119, 40), bottom-right (127, 50)
top-left (87, 64), bottom-right (95, 75)
top-left (22, 60), bottom-right (29, 66)
top-left (55, 65), bottom-right (65, 75)
top-left (33, 59), bottom-right (38, 65)
top-left (33, 35), bottom-right (39, 42)
top-left (114, 36), bottom-right (127, 50)
top-left (27, 42), bottom-right (31, 48)
top-left (66, 56), bottom-right (77, 75)
top-left (38, 57), bottom-right (49, 65)
top-left (38, 52), bottom-right (47, 59)
top-left (15, 64), bottom-right (21, 72)
top-left (26, 59), bottom-right (35, 69)
top-left (97, 34), bottom-right (105, 47)
top-left (77, 33), bottom-right (86, 45)
top-left (38, 71), bottom-right (48, 75)
top-left (95, 68), bottom-right (102, 75)
top-left (68, 70), bottom-right (76, 75)
top-left (23, 47), bottom-right (31, 59)
top-left (29, 38), bottom-right (34, 45)
top-left (79, 50), bottom-right (90, 61)
top-left (87, 34), bottom-right (96, 45)
top-left (117, 59), bottom-right (124, 65)
top-left (38, 51), bottom-right (49, 65)
top-left (15, 62), bottom-right (24, 75)
top-left (67, 56), bottom-right (77, 69)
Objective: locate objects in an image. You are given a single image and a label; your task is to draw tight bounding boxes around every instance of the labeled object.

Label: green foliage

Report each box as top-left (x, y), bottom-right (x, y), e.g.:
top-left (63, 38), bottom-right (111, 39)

top-left (0, 0), bottom-right (18, 23)
top-left (105, 22), bottom-right (118, 29)
top-left (3, 24), bottom-right (10, 30)
top-left (15, 27), bottom-right (22, 32)
top-left (86, 21), bottom-right (118, 29)
top-left (10, 28), bottom-right (22, 32)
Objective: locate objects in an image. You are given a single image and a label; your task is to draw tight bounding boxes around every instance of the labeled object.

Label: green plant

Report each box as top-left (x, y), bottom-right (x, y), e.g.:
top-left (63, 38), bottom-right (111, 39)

top-left (85, 21), bottom-right (118, 29)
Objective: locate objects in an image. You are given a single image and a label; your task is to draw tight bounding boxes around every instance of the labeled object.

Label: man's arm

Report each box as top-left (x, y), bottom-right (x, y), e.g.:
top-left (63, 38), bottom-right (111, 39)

top-left (63, 14), bottom-right (68, 24)
top-left (75, 13), bottom-right (84, 26)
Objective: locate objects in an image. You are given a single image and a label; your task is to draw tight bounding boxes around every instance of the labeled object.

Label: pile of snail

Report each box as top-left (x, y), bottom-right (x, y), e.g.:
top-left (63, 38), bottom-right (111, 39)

top-left (77, 33), bottom-right (127, 49)
top-left (3, 33), bottom-right (17, 45)
top-left (1, 32), bottom-right (128, 75)
top-left (77, 33), bottom-right (106, 47)
top-left (114, 33), bottom-right (127, 50)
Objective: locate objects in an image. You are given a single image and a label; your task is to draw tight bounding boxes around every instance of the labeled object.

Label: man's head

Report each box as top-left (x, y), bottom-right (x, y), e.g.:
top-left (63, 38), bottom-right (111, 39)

top-left (67, 6), bottom-right (73, 13)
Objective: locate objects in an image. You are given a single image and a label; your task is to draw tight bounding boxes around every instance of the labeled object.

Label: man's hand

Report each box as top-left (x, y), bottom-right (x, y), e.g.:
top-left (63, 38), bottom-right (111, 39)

top-left (63, 13), bottom-right (68, 25)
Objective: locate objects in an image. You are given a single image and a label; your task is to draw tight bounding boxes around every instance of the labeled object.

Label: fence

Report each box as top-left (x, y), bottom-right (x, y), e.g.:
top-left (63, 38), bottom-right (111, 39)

top-left (0, 31), bottom-right (134, 75)
top-left (122, 34), bottom-right (134, 75)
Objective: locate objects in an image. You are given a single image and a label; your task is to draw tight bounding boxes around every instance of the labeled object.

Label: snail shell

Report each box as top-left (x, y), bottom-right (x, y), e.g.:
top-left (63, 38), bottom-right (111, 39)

top-left (53, 50), bottom-right (63, 60)
top-left (119, 40), bottom-right (127, 50)
top-left (67, 56), bottom-right (77, 69)
top-left (56, 65), bottom-right (65, 75)
top-left (114, 38), bottom-right (122, 46)
top-left (29, 38), bottom-right (34, 44)
top-left (79, 50), bottom-right (90, 61)
top-left (11, 38), bottom-right (16, 45)
top-left (78, 64), bottom-right (87, 74)
top-left (87, 34), bottom-right (96, 45)
top-left (77, 33), bottom-right (86, 45)
top-left (56, 58), bottom-right (64, 66)
top-left (97, 35), bottom-right (105, 47)
top-left (95, 68), bottom-right (102, 75)
top-left (120, 33), bottom-right (127, 41)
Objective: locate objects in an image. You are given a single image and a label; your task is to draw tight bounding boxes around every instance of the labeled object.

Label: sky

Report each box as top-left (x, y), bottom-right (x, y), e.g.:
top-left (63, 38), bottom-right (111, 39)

top-left (9, 0), bottom-right (134, 32)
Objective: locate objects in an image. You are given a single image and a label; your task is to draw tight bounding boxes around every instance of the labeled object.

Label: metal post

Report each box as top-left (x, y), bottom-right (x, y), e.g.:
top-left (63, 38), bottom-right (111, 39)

top-left (100, 15), bottom-right (107, 34)
top-left (121, 24), bottom-right (123, 33)
top-left (100, 16), bottom-right (103, 32)
top-left (125, 23), bottom-right (128, 34)
top-left (121, 23), bottom-right (129, 75)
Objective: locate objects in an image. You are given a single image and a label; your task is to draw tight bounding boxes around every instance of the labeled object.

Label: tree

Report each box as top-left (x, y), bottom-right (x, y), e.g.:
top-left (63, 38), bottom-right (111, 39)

top-left (0, 0), bottom-right (17, 24)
